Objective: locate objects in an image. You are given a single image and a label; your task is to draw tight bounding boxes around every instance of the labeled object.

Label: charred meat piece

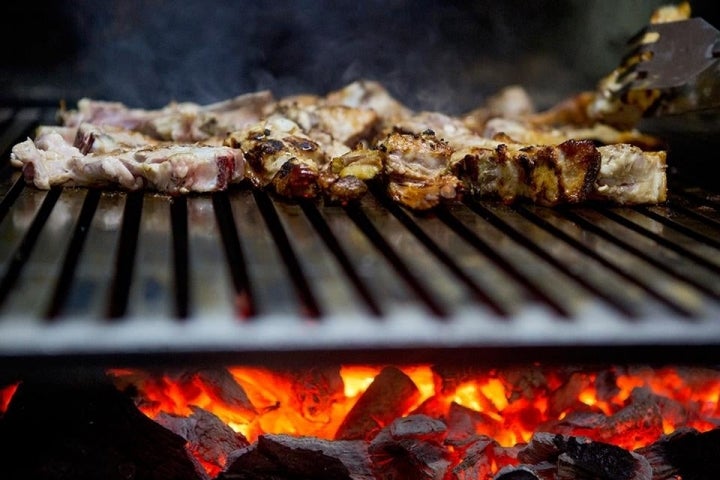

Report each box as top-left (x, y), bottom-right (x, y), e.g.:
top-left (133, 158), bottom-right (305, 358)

top-left (276, 102), bottom-right (380, 151)
top-left (225, 115), bottom-right (326, 199)
top-left (378, 129), bottom-right (462, 211)
top-left (451, 139), bottom-right (601, 206)
top-left (11, 131), bottom-right (241, 193)
top-left (318, 149), bottom-right (385, 205)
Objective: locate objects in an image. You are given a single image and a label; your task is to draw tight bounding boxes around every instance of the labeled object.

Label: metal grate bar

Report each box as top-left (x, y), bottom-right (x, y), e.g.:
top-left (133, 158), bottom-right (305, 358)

top-left (107, 191), bottom-right (144, 319)
top-left (252, 189), bottom-right (321, 318)
top-left (371, 188), bottom-right (508, 317)
top-left (559, 209), bottom-right (719, 309)
top-left (212, 191), bottom-right (255, 318)
top-left (46, 189), bottom-right (101, 320)
top-left (170, 196), bottom-right (190, 319)
top-left (664, 195), bottom-right (720, 232)
top-left (599, 209), bottom-right (720, 281)
top-left (469, 200), bottom-right (622, 317)
top-left (0, 186), bottom-right (61, 309)
top-left (631, 205), bottom-right (720, 258)
top-left (299, 201), bottom-right (383, 317)
top-left (344, 201), bottom-right (448, 318)
top-left (513, 205), bottom-right (641, 318)
top-left (0, 176), bottom-right (25, 225)
top-left (438, 204), bottom-right (569, 317)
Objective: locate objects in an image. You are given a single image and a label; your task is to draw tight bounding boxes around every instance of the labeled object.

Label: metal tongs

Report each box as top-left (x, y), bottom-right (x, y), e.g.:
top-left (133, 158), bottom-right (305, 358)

top-left (615, 17), bottom-right (720, 139)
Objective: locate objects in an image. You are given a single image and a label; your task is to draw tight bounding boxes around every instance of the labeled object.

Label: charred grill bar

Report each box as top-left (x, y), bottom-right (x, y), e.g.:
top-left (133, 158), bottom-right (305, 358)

top-left (1, 105), bottom-right (720, 370)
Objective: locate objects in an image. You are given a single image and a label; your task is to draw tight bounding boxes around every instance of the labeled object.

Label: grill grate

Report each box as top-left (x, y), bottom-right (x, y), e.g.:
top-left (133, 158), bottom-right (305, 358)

top-left (1, 106), bottom-right (720, 368)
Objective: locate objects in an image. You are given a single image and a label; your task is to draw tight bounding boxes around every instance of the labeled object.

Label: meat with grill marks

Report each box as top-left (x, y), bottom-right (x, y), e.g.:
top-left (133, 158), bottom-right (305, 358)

top-left (451, 139), bottom-right (601, 206)
top-left (224, 96), bottom-right (385, 204)
top-left (224, 114), bottom-right (327, 199)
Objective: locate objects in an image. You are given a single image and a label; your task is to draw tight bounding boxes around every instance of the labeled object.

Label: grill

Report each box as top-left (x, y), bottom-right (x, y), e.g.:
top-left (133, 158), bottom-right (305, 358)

top-left (1, 105), bottom-right (720, 370)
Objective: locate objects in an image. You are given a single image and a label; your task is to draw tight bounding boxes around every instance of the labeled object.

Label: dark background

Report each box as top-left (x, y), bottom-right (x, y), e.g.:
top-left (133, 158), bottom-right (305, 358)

top-left (1, 0), bottom-right (718, 113)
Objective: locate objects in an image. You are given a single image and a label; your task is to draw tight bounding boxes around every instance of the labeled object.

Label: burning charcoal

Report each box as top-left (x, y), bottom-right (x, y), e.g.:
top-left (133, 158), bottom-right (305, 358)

top-left (157, 406), bottom-right (249, 478)
top-left (335, 366), bottom-right (420, 441)
top-left (494, 465), bottom-right (542, 480)
top-left (0, 371), bottom-right (204, 480)
top-left (449, 436), bottom-right (496, 480)
top-left (369, 414), bottom-right (450, 480)
top-left (218, 434), bottom-right (373, 480)
top-left (174, 368), bottom-right (257, 416)
top-left (594, 369), bottom-right (621, 403)
top-left (411, 394), bottom-right (448, 419)
top-left (548, 371), bottom-right (595, 418)
top-left (431, 365), bottom-right (485, 394)
top-left (281, 366), bottom-right (345, 423)
top-left (601, 388), bottom-right (665, 447)
top-left (446, 401), bottom-right (502, 446)
top-left (518, 432), bottom-right (566, 465)
top-left (519, 433), bottom-right (652, 480)
top-left (497, 366), bottom-right (549, 403)
top-left (542, 386), bottom-right (664, 449)
top-left (636, 427), bottom-right (720, 480)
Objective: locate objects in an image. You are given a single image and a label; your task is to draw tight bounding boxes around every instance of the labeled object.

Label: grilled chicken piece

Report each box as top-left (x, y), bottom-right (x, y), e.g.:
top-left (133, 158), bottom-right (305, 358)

top-left (593, 144), bottom-right (667, 204)
top-left (319, 149), bottom-right (384, 204)
top-left (378, 130), bottom-right (462, 210)
top-left (60, 91), bottom-right (276, 143)
top-left (324, 80), bottom-right (412, 125)
top-left (225, 115), bottom-right (326, 199)
top-left (276, 102), bottom-right (380, 150)
top-left (11, 131), bottom-right (241, 193)
top-left (451, 139), bottom-right (601, 206)
top-left (74, 123), bottom-right (160, 154)
top-left (462, 85), bottom-right (537, 133)
top-left (483, 117), bottom-right (664, 152)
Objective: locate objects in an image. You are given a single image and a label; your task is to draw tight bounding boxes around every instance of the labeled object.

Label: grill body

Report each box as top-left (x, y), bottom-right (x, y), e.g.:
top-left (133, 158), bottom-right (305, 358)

top-left (1, 106), bottom-right (720, 370)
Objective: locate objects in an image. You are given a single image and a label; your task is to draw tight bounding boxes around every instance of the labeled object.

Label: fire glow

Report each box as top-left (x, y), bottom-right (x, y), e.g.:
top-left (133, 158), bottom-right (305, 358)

top-left (2, 365), bottom-right (719, 478)
top-left (100, 364), bottom-right (720, 477)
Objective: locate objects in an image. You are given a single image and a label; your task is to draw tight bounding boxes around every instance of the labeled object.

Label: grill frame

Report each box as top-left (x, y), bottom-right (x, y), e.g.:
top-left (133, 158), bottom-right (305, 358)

top-left (2, 105), bottom-right (720, 371)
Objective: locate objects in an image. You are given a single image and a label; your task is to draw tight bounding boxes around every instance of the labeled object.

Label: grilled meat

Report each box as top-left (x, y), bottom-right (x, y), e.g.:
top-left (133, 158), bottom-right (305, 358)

top-left (451, 139), bottom-right (601, 206)
top-left (61, 91), bottom-right (275, 143)
top-left (324, 80), bottom-right (412, 125)
top-left (378, 130), bottom-right (462, 211)
top-left (483, 117), bottom-right (665, 152)
top-left (11, 131), bottom-right (241, 193)
top-left (224, 115), bottom-right (326, 199)
top-left (8, 77), bottom-right (668, 207)
top-left (277, 102), bottom-right (380, 151)
top-left (74, 123), bottom-right (160, 154)
top-left (593, 144), bottom-right (667, 204)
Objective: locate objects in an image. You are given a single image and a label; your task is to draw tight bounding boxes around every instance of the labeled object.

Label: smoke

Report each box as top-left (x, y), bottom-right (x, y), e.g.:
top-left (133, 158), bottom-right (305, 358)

top-left (2, 0), bottom-right (697, 111)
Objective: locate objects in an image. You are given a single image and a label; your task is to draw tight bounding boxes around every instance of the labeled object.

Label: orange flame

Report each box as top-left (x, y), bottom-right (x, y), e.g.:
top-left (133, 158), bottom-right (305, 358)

top-left (105, 365), bottom-right (720, 477)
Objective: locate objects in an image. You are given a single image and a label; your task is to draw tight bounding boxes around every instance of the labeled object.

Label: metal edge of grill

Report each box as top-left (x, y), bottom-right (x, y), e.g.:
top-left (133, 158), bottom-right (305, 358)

top-left (1, 106), bottom-right (720, 371)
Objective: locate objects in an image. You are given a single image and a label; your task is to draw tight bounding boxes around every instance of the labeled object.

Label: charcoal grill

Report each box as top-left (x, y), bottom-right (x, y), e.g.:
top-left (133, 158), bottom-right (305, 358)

top-left (1, 105), bottom-right (720, 371)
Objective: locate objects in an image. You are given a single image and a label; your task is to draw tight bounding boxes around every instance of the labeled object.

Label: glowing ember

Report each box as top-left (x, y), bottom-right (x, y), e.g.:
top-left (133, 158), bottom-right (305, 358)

top-left (0, 383), bottom-right (19, 414)
top-left (99, 365), bottom-right (720, 477)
